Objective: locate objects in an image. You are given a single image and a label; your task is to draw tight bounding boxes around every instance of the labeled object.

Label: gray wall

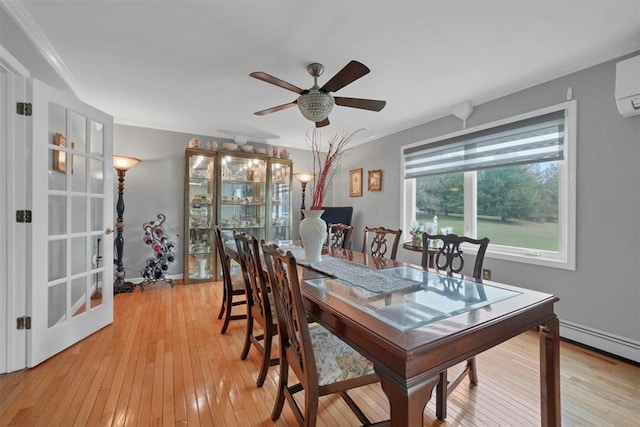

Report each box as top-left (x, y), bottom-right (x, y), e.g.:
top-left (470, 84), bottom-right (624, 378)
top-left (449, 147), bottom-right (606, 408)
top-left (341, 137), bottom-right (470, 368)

top-left (334, 53), bottom-right (640, 345)
top-left (114, 124), bottom-right (316, 279)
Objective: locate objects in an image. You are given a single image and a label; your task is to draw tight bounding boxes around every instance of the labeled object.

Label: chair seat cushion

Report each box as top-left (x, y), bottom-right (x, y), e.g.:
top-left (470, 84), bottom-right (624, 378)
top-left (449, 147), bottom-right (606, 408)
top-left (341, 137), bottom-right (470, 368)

top-left (309, 325), bottom-right (374, 386)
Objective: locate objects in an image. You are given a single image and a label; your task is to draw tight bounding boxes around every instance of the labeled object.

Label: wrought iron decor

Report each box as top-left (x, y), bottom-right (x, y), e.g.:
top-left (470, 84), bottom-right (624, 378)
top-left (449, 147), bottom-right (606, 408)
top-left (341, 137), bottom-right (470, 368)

top-left (140, 214), bottom-right (176, 290)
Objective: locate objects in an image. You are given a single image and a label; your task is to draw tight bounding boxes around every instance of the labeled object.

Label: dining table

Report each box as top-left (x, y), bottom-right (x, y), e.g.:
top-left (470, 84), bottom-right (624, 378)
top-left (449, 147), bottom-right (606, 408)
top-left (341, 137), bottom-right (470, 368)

top-left (225, 240), bottom-right (561, 426)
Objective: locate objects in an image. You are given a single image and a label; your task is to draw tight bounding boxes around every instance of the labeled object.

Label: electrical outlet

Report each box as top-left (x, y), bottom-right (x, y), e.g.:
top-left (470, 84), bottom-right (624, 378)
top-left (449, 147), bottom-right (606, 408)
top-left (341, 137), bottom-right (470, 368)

top-left (482, 269), bottom-right (491, 280)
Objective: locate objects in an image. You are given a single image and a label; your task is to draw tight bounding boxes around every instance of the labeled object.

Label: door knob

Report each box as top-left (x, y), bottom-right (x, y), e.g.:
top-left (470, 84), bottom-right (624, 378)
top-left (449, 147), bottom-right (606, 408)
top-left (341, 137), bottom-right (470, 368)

top-left (105, 227), bottom-right (114, 235)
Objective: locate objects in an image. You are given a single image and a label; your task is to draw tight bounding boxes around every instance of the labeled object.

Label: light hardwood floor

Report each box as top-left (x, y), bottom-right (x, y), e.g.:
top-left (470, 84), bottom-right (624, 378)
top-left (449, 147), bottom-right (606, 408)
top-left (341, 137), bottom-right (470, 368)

top-left (1, 281), bottom-right (638, 426)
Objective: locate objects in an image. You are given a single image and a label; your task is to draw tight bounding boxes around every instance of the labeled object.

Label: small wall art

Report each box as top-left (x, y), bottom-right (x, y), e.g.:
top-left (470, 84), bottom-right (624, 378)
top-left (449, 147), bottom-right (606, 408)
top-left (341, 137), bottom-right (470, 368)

top-left (349, 168), bottom-right (363, 197)
top-left (368, 169), bottom-right (382, 191)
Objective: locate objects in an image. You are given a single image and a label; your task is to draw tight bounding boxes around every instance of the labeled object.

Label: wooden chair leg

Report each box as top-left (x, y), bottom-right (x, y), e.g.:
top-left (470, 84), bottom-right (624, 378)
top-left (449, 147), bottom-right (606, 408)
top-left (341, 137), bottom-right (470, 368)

top-left (219, 291), bottom-right (233, 334)
top-left (217, 286), bottom-right (227, 320)
top-left (305, 388), bottom-right (319, 427)
top-left (271, 359), bottom-right (288, 421)
top-left (240, 314), bottom-right (253, 360)
top-left (256, 329), bottom-right (272, 387)
top-left (468, 357), bottom-right (478, 384)
top-left (436, 370), bottom-right (447, 420)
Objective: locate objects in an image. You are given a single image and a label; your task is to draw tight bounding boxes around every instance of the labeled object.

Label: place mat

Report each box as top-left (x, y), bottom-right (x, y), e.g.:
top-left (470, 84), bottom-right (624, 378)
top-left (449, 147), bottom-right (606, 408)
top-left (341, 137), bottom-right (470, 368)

top-left (309, 257), bottom-right (421, 293)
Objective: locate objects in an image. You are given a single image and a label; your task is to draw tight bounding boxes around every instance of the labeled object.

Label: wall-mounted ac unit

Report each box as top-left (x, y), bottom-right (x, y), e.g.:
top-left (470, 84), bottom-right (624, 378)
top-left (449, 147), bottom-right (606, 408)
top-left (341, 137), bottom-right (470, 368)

top-left (615, 55), bottom-right (640, 117)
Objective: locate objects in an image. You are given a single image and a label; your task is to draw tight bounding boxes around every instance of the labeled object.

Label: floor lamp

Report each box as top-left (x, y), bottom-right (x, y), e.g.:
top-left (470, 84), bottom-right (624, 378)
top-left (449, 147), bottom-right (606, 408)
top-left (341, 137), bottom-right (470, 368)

top-left (113, 155), bottom-right (141, 294)
top-left (293, 172), bottom-right (314, 219)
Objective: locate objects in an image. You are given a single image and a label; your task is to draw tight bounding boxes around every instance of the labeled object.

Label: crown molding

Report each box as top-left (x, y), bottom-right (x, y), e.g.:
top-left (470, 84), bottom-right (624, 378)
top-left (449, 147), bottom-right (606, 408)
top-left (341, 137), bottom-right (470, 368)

top-left (1, 0), bottom-right (83, 97)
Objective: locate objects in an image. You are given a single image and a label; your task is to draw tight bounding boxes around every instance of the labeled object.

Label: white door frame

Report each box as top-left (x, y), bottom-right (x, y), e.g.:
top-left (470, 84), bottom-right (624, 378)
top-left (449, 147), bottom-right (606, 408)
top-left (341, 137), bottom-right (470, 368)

top-left (0, 44), bottom-right (29, 373)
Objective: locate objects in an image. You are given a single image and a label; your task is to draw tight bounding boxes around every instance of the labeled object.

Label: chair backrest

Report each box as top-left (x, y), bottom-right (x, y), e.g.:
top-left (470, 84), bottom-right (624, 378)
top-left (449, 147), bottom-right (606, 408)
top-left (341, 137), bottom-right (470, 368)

top-left (361, 226), bottom-right (402, 260)
top-left (421, 233), bottom-right (489, 279)
top-left (261, 243), bottom-right (316, 388)
top-left (213, 225), bottom-right (233, 286)
top-left (326, 223), bottom-right (354, 249)
top-left (233, 231), bottom-right (272, 324)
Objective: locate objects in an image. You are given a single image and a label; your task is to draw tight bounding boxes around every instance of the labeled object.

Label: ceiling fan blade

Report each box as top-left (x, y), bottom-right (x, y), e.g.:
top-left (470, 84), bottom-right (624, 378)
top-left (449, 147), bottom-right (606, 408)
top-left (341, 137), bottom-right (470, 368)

top-left (254, 101), bottom-right (297, 116)
top-left (320, 60), bottom-right (370, 93)
top-left (334, 97), bottom-right (386, 111)
top-left (250, 72), bottom-right (304, 94)
top-left (316, 118), bottom-right (330, 128)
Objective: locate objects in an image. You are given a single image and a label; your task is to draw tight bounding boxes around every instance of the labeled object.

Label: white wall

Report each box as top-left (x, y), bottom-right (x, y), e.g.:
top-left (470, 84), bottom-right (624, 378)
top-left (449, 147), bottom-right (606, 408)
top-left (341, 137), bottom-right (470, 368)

top-left (333, 52), bottom-right (640, 360)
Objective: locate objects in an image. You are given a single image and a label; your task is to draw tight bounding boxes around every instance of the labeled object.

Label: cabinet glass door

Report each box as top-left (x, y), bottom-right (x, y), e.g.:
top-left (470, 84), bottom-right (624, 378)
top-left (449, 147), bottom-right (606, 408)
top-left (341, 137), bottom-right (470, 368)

top-left (219, 154), bottom-right (267, 248)
top-left (268, 160), bottom-right (292, 241)
top-left (185, 151), bottom-right (216, 283)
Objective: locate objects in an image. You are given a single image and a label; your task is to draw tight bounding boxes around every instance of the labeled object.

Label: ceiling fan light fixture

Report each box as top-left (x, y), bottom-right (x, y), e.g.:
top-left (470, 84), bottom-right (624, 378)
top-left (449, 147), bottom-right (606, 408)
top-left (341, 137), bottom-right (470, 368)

top-left (297, 88), bottom-right (334, 122)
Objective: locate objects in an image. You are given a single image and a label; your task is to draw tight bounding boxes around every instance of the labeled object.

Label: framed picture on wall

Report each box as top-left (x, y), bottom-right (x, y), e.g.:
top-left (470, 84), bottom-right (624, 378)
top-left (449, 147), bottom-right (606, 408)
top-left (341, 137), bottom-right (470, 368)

top-left (368, 169), bottom-right (382, 191)
top-left (349, 168), bottom-right (363, 197)
top-left (53, 132), bottom-right (74, 174)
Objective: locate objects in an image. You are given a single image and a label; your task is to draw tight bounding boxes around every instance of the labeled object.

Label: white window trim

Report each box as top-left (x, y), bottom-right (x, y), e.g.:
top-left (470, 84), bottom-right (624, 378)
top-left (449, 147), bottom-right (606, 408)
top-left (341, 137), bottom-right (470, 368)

top-left (402, 100), bottom-right (576, 271)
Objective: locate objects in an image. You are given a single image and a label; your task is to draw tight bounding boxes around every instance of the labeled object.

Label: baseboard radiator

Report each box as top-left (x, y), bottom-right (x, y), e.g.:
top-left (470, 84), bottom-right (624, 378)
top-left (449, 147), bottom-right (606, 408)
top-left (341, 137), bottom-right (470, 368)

top-left (560, 319), bottom-right (640, 364)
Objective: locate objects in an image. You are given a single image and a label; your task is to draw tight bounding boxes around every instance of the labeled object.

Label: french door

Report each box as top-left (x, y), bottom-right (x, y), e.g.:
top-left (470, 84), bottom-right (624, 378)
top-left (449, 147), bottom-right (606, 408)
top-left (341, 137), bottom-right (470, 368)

top-left (27, 78), bottom-right (114, 367)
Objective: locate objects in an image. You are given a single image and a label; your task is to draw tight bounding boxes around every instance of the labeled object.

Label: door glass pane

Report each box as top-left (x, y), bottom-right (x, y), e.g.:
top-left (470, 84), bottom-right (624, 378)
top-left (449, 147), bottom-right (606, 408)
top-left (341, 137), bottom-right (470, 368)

top-left (70, 112), bottom-right (87, 154)
top-left (71, 155), bottom-right (87, 192)
top-left (91, 197), bottom-right (104, 231)
top-left (48, 239), bottom-right (66, 281)
top-left (71, 237), bottom-right (87, 275)
top-left (71, 197), bottom-right (87, 233)
top-left (90, 120), bottom-right (104, 155)
top-left (48, 102), bottom-right (66, 147)
top-left (90, 159), bottom-right (104, 194)
top-left (48, 147), bottom-right (67, 191)
top-left (48, 195), bottom-right (67, 235)
top-left (71, 277), bottom-right (87, 318)
top-left (47, 283), bottom-right (67, 327)
top-left (91, 271), bottom-right (103, 308)
top-left (271, 162), bottom-right (291, 241)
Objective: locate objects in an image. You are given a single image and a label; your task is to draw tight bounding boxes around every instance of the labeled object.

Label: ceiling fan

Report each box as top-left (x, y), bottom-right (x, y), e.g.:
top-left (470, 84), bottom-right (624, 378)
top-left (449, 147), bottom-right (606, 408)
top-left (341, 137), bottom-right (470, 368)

top-left (250, 60), bottom-right (386, 127)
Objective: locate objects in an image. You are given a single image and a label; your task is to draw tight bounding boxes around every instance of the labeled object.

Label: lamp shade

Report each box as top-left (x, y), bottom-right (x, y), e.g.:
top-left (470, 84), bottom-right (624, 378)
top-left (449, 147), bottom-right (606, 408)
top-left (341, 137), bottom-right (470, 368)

top-left (294, 172), bottom-right (314, 183)
top-left (113, 155), bottom-right (141, 171)
top-left (297, 89), bottom-right (334, 122)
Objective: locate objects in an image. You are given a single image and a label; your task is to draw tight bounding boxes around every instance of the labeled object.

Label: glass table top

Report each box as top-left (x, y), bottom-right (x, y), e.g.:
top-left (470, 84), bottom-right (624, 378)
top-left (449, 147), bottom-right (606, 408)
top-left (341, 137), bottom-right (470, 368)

top-left (304, 266), bottom-right (520, 331)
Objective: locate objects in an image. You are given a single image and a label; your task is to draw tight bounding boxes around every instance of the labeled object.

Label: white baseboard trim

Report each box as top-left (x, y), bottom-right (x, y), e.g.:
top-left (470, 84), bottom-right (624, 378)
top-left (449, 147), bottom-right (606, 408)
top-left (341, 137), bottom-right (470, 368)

top-left (560, 319), bottom-right (640, 363)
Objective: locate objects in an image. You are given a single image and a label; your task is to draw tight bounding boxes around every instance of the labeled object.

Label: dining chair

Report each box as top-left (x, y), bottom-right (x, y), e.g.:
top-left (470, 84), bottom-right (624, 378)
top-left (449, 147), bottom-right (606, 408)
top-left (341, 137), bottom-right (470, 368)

top-left (421, 232), bottom-right (490, 420)
top-left (326, 223), bottom-right (354, 249)
top-left (233, 231), bottom-right (279, 387)
top-left (421, 233), bottom-right (490, 279)
top-left (261, 243), bottom-right (380, 427)
top-left (213, 226), bottom-right (247, 334)
top-left (361, 226), bottom-right (402, 260)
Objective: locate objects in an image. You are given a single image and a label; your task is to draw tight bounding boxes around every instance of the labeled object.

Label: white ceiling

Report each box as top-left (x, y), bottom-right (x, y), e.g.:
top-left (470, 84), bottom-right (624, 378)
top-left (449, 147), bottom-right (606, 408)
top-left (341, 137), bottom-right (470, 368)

top-left (12, 0), bottom-right (640, 149)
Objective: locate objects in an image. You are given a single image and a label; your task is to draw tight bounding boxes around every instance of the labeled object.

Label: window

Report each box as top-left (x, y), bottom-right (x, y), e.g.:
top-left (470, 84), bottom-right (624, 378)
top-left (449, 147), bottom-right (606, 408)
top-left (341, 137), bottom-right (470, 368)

top-left (402, 101), bottom-right (576, 270)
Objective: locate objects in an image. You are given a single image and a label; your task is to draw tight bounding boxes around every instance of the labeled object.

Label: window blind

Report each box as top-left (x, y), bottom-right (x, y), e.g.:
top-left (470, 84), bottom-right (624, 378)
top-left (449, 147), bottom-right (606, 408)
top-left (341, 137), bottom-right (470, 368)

top-left (404, 110), bottom-right (565, 179)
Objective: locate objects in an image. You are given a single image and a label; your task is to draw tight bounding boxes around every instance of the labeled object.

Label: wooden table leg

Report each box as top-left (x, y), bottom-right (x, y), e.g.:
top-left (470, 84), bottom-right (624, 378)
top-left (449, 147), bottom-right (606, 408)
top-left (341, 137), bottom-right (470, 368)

top-left (375, 366), bottom-right (438, 426)
top-left (540, 316), bottom-right (561, 426)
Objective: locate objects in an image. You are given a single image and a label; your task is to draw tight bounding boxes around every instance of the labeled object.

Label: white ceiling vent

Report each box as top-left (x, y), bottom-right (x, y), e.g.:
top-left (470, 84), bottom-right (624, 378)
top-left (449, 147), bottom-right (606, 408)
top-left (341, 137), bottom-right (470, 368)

top-left (615, 55), bottom-right (640, 117)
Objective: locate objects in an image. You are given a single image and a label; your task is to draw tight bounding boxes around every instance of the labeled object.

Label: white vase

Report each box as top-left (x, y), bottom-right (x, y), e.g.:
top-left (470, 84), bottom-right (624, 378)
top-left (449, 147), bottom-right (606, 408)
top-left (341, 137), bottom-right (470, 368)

top-left (299, 209), bottom-right (326, 262)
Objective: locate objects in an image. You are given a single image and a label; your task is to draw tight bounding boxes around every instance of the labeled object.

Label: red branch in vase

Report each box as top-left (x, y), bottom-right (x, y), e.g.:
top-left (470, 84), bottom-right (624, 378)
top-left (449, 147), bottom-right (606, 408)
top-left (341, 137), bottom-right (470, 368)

top-left (307, 128), bottom-right (364, 210)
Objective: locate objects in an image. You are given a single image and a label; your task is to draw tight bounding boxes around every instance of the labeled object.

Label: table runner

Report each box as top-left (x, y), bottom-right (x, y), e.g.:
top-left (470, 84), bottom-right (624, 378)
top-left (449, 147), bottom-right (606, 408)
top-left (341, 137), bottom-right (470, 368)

top-left (309, 257), bottom-right (421, 293)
